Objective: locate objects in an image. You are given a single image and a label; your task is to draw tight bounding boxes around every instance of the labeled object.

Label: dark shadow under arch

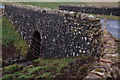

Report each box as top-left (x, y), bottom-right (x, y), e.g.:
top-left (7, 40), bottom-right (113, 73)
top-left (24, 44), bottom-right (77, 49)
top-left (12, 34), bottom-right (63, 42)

top-left (28, 31), bottom-right (42, 60)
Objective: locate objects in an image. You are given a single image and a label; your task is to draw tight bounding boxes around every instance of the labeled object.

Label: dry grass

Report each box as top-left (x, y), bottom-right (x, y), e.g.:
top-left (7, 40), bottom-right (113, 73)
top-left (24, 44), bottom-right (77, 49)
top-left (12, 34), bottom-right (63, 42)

top-left (87, 2), bottom-right (118, 7)
top-left (88, 13), bottom-right (120, 21)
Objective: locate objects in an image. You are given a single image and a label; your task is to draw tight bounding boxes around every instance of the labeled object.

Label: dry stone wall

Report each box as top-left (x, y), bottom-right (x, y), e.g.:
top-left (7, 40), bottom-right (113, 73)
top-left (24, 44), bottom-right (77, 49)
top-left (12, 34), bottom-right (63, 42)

top-left (59, 4), bottom-right (120, 16)
top-left (5, 3), bottom-right (101, 59)
top-left (85, 29), bottom-right (119, 79)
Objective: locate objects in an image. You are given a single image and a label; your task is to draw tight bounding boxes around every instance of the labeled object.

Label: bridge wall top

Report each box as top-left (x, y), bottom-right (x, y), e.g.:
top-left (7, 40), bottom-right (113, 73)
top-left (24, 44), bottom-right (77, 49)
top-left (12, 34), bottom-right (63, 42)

top-left (59, 4), bottom-right (120, 16)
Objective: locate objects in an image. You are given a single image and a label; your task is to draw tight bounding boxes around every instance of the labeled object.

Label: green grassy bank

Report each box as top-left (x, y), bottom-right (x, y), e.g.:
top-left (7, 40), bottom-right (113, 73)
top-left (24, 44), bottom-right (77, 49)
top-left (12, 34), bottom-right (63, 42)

top-left (2, 54), bottom-right (94, 79)
top-left (2, 16), bottom-right (28, 57)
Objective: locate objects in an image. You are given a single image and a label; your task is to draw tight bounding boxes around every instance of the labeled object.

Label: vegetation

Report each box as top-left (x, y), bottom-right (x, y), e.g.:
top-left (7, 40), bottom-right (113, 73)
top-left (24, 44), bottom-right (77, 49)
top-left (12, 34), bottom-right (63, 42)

top-left (2, 16), bottom-right (28, 57)
top-left (89, 14), bottom-right (120, 21)
top-left (3, 64), bottom-right (23, 74)
top-left (2, 55), bottom-right (94, 79)
top-left (2, 58), bottom-right (75, 79)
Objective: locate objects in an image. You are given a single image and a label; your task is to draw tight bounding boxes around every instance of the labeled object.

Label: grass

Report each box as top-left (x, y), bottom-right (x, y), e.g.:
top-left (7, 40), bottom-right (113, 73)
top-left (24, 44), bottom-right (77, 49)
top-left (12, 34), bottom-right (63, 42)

top-left (2, 16), bottom-right (28, 57)
top-left (2, 54), bottom-right (94, 79)
top-left (89, 14), bottom-right (120, 21)
top-left (2, 57), bottom-right (76, 79)
top-left (3, 64), bottom-right (23, 74)
top-left (86, 2), bottom-right (118, 7)
top-left (32, 58), bottom-right (76, 72)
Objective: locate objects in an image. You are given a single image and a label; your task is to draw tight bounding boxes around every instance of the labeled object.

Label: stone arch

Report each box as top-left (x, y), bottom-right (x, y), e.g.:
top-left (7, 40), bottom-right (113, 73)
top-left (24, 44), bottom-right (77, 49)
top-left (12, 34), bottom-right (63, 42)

top-left (28, 31), bottom-right (42, 60)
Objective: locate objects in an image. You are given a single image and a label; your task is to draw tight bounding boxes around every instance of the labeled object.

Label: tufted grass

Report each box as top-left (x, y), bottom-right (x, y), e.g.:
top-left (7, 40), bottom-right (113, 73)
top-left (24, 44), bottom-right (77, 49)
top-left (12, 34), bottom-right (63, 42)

top-left (2, 16), bottom-right (28, 57)
top-left (2, 58), bottom-right (76, 79)
top-left (3, 64), bottom-right (24, 74)
top-left (2, 54), bottom-right (94, 79)
top-left (32, 58), bottom-right (76, 73)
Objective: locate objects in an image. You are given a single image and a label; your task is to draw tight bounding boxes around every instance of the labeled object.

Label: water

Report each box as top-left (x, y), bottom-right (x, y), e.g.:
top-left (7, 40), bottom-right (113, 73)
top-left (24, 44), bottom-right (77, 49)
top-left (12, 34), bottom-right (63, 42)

top-left (100, 19), bottom-right (120, 39)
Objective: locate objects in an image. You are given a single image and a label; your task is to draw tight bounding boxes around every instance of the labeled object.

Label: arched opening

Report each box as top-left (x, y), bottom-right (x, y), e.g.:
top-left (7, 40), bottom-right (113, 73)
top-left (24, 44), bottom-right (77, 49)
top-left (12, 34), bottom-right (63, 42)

top-left (28, 31), bottom-right (42, 60)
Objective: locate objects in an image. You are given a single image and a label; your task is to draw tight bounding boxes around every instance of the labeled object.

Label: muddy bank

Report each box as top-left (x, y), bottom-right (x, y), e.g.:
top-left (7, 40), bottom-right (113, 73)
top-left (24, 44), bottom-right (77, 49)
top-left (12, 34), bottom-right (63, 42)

top-left (2, 42), bottom-right (27, 67)
top-left (2, 43), bottom-right (16, 60)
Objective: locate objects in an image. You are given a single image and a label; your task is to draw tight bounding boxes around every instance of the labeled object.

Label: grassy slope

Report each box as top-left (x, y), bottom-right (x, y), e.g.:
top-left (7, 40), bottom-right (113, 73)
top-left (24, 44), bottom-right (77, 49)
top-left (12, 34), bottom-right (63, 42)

top-left (2, 58), bottom-right (76, 79)
top-left (2, 16), bottom-right (28, 57)
top-left (2, 55), bottom-right (94, 79)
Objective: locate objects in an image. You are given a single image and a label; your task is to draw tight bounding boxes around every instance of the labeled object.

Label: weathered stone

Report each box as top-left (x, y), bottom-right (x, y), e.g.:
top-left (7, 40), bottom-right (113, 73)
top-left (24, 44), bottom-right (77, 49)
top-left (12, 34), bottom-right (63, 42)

top-left (76, 12), bottom-right (82, 18)
top-left (85, 73), bottom-right (103, 78)
top-left (81, 13), bottom-right (89, 19)
top-left (88, 15), bottom-right (96, 21)
top-left (5, 3), bottom-right (101, 59)
top-left (69, 11), bottom-right (76, 17)
top-left (85, 27), bottom-right (118, 79)
top-left (91, 70), bottom-right (106, 78)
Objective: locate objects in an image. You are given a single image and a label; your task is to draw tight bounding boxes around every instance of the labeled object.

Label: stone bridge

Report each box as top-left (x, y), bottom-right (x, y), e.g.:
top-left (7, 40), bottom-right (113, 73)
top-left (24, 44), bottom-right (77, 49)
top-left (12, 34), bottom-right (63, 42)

top-left (5, 3), bottom-right (101, 60)
top-left (4, 3), bottom-right (119, 78)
